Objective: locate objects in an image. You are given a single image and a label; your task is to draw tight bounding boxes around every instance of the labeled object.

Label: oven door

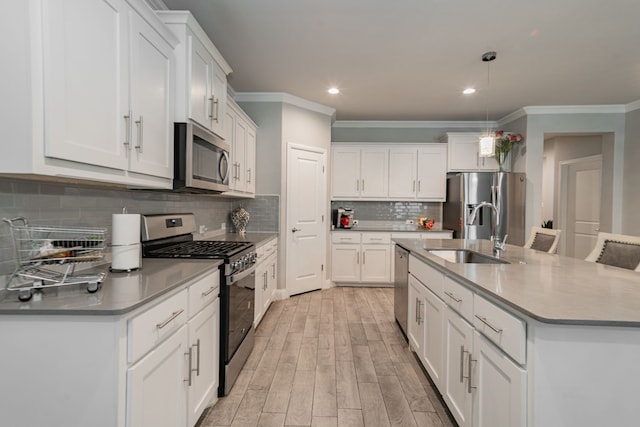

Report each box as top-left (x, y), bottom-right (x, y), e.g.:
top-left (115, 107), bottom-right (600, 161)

top-left (224, 265), bottom-right (255, 363)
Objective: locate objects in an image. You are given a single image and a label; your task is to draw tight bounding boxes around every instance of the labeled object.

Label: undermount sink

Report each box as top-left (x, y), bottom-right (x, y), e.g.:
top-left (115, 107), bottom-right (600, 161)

top-left (427, 249), bottom-right (509, 264)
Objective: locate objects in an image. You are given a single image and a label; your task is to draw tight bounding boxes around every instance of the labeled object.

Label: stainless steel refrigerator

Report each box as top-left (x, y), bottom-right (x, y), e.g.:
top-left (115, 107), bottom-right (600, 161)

top-left (442, 172), bottom-right (526, 246)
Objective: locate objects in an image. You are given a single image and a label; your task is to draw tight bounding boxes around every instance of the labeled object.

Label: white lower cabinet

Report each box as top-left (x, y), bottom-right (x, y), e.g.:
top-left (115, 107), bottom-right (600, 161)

top-left (127, 270), bottom-right (220, 427)
top-left (408, 258), bottom-right (527, 427)
top-left (331, 232), bottom-right (391, 283)
top-left (254, 237), bottom-right (278, 326)
top-left (187, 301), bottom-right (220, 427)
top-left (127, 325), bottom-right (189, 427)
top-left (443, 307), bottom-right (474, 427)
top-left (408, 275), bottom-right (426, 355)
top-left (472, 331), bottom-right (526, 427)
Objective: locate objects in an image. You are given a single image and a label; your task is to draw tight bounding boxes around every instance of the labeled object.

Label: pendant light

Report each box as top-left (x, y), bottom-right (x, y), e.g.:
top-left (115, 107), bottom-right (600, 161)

top-left (479, 51), bottom-right (497, 157)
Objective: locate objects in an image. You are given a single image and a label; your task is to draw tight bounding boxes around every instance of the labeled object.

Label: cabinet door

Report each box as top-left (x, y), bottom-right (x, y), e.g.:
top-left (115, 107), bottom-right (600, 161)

top-left (209, 61), bottom-right (227, 138)
top-left (448, 135), bottom-right (500, 172)
top-left (443, 307), bottom-right (474, 427)
top-left (331, 147), bottom-right (360, 198)
top-left (408, 275), bottom-right (425, 355)
top-left (360, 149), bottom-right (389, 198)
top-left (43, 0), bottom-right (129, 171)
top-left (389, 148), bottom-right (417, 198)
top-left (361, 244), bottom-right (391, 282)
top-left (231, 117), bottom-right (247, 192)
top-left (472, 331), bottom-right (526, 427)
top-left (254, 261), bottom-right (267, 325)
top-left (187, 301), bottom-right (219, 427)
top-left (423, 286), bottom-right (446, 389)
top-left (245, 126), bottom-right (257, 195)
top-left (129, 11), bottom-right (174, 178)
top-left (331, 244), bottom-right (360, 282)
top-left (127, 325), bottom-right (188, 427)
top-left (417, 145), bottom-right (447, 200)
top-left (189, 36), bottom-right (213, 130)
top-left (267, 252), bottom-right (277, 307)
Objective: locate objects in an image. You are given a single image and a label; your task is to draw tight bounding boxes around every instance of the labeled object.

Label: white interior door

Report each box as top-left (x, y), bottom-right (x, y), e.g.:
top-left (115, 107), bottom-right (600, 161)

top-left (286, 144), bottom-right (327, 296)
top-left (560, 156), bottom-right (601, 258)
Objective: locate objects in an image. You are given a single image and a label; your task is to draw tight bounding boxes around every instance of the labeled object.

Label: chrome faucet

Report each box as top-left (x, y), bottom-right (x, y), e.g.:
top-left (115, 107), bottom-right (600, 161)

top-left (467, 201), bottom-right (508, 254)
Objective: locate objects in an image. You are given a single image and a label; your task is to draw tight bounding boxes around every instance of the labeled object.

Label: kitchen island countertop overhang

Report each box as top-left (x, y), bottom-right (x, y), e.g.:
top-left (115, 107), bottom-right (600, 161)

top-left (394, 237), bottom-right (640, 327)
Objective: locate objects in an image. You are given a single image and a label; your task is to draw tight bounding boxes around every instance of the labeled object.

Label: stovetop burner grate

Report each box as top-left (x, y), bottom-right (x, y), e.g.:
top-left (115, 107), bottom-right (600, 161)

top-left (146, 240), bottom-right (251, 258)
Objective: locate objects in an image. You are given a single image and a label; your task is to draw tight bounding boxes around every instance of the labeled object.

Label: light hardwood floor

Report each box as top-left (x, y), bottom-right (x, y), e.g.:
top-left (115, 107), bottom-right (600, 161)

top-left (198, 287), bottom-right (455, 427)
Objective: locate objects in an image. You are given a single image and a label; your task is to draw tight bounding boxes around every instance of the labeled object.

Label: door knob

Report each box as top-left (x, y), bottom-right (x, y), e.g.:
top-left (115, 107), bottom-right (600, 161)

top-left (292, 227), bottom-right (302, 233)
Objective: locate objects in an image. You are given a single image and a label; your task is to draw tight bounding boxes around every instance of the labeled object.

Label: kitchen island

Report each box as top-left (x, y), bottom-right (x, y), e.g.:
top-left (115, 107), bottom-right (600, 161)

top-left (394, 238), bottom-right (640, 427)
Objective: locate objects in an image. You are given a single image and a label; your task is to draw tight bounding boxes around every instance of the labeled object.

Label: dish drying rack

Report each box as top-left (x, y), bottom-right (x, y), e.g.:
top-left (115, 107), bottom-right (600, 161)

top-left (2, 217), bottom-right (107, 301)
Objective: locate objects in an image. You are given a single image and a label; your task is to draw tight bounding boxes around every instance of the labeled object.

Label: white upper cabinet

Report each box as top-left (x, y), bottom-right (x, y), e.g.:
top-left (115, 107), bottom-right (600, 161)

top-left (331, 145), bottom-right (389, 199)
top-left (389, 144), bottom-right (447, 201)
top-left (158, 11), bottom-right (231, 139)
top-left (443, 133), bottom-right (500, 172)
top-left (332, 143), bottom-right (447, 201)
top-left (4, 0), bottom-right (177, 188)
top-left (224, 98), bottom-right (257, 197)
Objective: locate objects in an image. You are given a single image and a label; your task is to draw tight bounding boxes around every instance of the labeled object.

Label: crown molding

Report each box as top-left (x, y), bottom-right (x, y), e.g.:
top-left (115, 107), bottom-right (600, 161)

top-left (522, 105), bottom-right (626, 115)
top-left (233, 92), bottom-right (336, 117)
top-left (626, 99), bottom-right (640, 113)
top-left (332, 120), bottom-right (495, 129)
top-left (497, 108), bottom-right (527, 126)
top-left (144, 0), bottom-right (167, 10)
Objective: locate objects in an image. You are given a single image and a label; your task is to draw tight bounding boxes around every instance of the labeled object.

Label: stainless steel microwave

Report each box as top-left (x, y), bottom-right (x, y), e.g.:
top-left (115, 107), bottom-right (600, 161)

top-left (174, 122), bottom-right (230, 193)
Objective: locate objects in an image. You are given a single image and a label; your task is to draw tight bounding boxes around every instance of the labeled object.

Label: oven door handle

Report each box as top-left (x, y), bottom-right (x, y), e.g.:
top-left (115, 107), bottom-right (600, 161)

top-left (228, 264), bottom-right (257, 284)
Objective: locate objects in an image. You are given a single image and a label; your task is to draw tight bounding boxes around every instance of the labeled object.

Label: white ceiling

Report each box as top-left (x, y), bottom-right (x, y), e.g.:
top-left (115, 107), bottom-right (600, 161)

top-left (161, 0), bottom-right (640, 121)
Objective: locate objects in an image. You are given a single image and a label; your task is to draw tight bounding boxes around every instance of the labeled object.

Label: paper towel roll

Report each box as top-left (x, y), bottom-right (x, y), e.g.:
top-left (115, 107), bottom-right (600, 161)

top-left (112, 243), bottom-right (141, 271)
top-left (112, 214), bottom-right (141, 246)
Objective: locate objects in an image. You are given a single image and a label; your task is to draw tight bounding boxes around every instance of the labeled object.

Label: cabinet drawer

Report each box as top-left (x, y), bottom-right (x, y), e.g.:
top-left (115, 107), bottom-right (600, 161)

top-left (188, 271), bottom-right (220, 316)
top-left (443, 277), bottom-right (474, 322)
top-left (332, 232), bottom-right (361, 244)
top-left (474, 295), bottom-right (526, 364)
top-left (409, 255), bottom-right (444, 297)
top-left (362, 233), bottom-right (391, 244)
top-left (128, 289), bottom-right (188, 363)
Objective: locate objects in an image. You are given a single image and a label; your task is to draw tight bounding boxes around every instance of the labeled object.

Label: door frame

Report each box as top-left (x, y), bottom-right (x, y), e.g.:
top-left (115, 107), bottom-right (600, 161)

top-left (558, 154), bottom-right (602, 257)
top-left (285, 142), bottom-right (328, 296)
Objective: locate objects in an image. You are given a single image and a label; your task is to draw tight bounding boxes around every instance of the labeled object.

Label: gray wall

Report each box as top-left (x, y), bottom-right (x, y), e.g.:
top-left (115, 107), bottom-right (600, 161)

top-left (623, 107), bottom-right (640, 235)
top-left (331, 124), bottom-right (485, 143)
top-left (503, 111), bottom-right (626, 237)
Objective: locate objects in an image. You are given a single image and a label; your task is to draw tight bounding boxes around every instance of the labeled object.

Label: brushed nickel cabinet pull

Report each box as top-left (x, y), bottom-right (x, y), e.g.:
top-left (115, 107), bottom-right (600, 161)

top-left (460, 346), bottom-right (467, 383)
top-left (474, 314), bottom-right (503, 333)
top-left (123, 111), bottom-right (132, 150)
top-left (202, 286), bottom-right (217, 297)
top-left (184, 346), bottom-right (193, 386)
top-left (156, 309), bottom-right (184, 329)
top-left (194, 339), bottom-right (201, 376)
top-left (213, 97), bottom-right (219, 122)
top-left (208, 97), bottom-right (215, 120)
top-left (468, 353), bottom-right (477, 393)
top-left (134, 116), bottom-right (143, 153)
top-left (444, 291), bottom-right (462, 303)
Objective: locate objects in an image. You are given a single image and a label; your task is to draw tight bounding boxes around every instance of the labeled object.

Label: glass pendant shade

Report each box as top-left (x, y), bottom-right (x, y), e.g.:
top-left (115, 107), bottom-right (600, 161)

top-left (479, 135), bottom-right (496, 157)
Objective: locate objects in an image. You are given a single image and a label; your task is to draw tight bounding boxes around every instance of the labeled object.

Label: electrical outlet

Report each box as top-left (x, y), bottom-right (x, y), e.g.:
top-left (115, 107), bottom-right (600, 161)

top-left (221, 223), bottom-right (226, 230)
top-left (405, 219), bottom-right (414, 225)
top-left (199, 225), bottom-right (207, 234)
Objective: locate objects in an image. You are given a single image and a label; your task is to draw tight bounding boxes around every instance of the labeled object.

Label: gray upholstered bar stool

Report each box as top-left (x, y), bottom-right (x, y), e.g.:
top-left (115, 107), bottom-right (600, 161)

top-left (584, 232), bottom-right (640, 271)
top-left (524, 227), bottom-right (562, 254)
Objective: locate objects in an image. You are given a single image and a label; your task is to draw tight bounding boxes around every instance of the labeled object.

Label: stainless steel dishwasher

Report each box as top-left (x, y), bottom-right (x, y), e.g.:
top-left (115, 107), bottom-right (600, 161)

top-left (394, 244), bottom-right (409, 339)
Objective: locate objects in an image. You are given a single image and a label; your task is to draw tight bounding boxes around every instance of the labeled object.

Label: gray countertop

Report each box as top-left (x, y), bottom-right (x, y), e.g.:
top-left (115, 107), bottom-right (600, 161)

top-left (0, 259), bottom-right (221, 315)
top-left (0, 231), bottom-right (278, 315)
top-left (394, 238), bottom-right (640, 327)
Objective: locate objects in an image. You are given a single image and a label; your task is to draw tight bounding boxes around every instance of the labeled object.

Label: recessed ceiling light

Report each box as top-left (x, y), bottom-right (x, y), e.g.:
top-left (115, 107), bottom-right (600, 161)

top-left (463, 88), bottom-right (476, 95)
top-left (328, 87), bottom-right (340, 95)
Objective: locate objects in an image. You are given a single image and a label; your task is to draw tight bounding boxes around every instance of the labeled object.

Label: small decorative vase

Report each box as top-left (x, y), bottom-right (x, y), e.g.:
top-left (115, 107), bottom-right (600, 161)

top-left (496, 151), bottom-right (508, 172)
top-left (231, 207), bottom-right (250, 234)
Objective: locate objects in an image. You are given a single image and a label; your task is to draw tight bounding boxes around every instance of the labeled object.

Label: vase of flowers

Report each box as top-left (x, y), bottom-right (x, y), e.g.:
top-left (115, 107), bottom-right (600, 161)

top-left (494, 131), bottom-right (523, 172)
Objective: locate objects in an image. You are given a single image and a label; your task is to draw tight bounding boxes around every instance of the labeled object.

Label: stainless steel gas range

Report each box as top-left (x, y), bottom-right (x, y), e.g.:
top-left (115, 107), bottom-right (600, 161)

top-left (141, 214), bottom-right (256, 396)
